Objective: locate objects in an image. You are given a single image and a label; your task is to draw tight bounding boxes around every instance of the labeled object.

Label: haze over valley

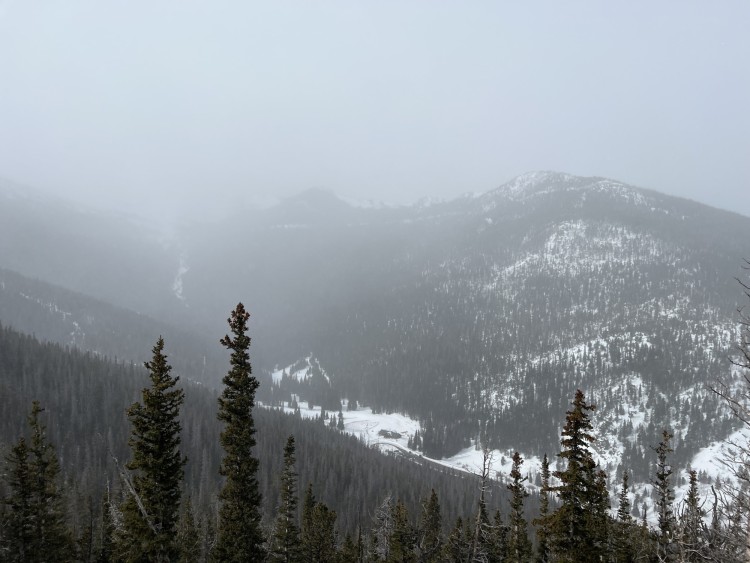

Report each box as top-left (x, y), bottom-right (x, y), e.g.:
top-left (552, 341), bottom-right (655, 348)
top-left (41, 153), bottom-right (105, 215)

top-left (1, 2), bottom-right (749, 561)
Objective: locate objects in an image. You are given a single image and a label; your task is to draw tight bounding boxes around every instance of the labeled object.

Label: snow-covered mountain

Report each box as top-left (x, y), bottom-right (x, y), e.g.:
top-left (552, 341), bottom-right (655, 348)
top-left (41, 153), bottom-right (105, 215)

top-left (2, 172), bottom-right (748, 503)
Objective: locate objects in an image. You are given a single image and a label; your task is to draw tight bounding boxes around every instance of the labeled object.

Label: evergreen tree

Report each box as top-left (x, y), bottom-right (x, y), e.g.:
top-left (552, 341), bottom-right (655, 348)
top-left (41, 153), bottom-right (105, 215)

top-left (2, 401), bottom-right (74, 562)
top-left (388, 499), bottom-right (416, 563)
top-left (119, 336), bottom-right (186, 562)
top-left (305, 502), bottom-right (338, 562)
top-left (679, 470), bottom-right (704, 561)
top-left (338, 533), bottom-right (359, 563)
top-left (443, 517), bottom-right (468, 563)
top-left (300, 483), bottom-right (339, 562)
top-left (177, 497), bottom-right (201, 563)
top-left (613, 470), bottom-right (635, 563)
top-left (214, 303), bottom-right (265, 561)
top-left (488, 510), bottom-right (509, 563)
top-left (301, 482), bottom-right (317, 560)
top-left (616, 470), bottom-right (632, 523)
top-left (505, 452), bottom-right (532, 562)
top-left (534, 454), bottom-right (551, 563)
top-left (97, 484), bottom-right (116, 563)
top-left (2, 437), bottom-right (35, 561)
top-left (546, 390), bottom-right (606, 563)
top-left (653, 430), bottom-right (676, 561)
top-left (269, 436), bottom-right (302, 563)
top-left (417, 489), bottom-right (442, 563)
top-left (590, 469), bottom-right (611, 558)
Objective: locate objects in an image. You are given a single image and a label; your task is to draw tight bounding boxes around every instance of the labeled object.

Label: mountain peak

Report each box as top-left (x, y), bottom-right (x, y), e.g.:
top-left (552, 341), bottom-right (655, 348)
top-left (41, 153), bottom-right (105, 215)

top-left (283, 187), bottom-right (350, 209)
top-left (264, 188), bottom-right (353, 227)
top-left (487, 171), bottom-right (645, 204)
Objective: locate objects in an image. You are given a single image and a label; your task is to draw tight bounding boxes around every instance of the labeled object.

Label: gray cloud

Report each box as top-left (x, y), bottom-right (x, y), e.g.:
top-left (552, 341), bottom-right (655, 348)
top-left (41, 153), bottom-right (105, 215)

top-left (0, 1), bottom-right (748, 218)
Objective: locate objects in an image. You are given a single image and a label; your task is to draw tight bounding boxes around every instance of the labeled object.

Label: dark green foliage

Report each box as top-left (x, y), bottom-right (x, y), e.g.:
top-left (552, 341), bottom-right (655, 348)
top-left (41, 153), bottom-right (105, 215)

top-left (505, 452), bottom-right (531, 562)
top-left (177, 497), bottom-right (201, 563)
top-left (416, 489), bottom-right (442, 562)
top-left (616, 470), bottom-right (632, 524)
top-left (534, 454), bottom-right (551, 563)
top-left (301, 493), bottom-right (337, 563)
top-left (387, 499), bottom-right (416, 562)
top-left (269, 436), bottom-right (302, 563)
top-left (2, 437), bottom-right (36, 561)
top-left (0, 319), bottom-right (507, 545)
top-left (653, 430), bottom-right (676, 561)
top-left (118, 336), bottom-right (186, 562)
top-left (1, 402), bottom-right (74, 562)
top-left (679, 470), bottom-right (704, 561)
top-left (613, 470), bottom-right (636, 563)
top-left (338, 533), bottom-right (359, 563)
top-left (489, 510), bottom-right (509, 563)
top-left (5, 294), bottom-right (750, 563)
top-left (97, 486), bottom-right (116, 563)
top-left (443, 517), bottom-right (468, 563)
top-left (215, 303), bottom-right (265, 561)
top-left (546, 390), bottom-right (608, 563)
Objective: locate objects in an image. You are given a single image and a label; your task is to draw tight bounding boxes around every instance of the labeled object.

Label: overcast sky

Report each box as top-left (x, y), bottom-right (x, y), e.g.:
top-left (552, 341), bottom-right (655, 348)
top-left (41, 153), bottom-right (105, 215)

top-left (0, 1), bottom-right (748, 219)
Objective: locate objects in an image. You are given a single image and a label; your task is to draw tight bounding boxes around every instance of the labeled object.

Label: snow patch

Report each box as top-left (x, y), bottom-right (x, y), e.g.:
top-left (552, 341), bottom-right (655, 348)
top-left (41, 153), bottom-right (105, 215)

top-left (272, 356), bottom-right (330, 384)
top-left (172, 254), bottom-right (189, 302)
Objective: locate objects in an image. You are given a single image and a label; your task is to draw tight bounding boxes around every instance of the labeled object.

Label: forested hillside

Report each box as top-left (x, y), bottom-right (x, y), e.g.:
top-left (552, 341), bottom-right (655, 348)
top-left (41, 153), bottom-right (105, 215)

top-left (2, 173), bottom-right (750, 551)
top-left (0, 322), bottom-right (515, 542)
top-left (2, 298), bottom-right (750, 561)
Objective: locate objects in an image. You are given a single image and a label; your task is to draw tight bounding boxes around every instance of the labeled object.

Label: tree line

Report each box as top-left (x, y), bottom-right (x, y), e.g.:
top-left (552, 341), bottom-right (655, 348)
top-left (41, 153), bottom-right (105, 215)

top-left (2, 299), bottom-right (750, 561)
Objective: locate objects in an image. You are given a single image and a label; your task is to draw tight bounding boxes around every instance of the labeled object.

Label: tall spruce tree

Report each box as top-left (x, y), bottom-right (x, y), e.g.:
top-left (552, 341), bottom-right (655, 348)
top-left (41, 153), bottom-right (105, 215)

top-left (177, 497), bottom-right (201, 563)
top-left (616, 470), bottom-right (632, 524)
top-left (534, 454), bottom-right (551, 563)
top-left (339, 533), bottom-right (359, 563)
top-left (679, 470), bottom-right (704, 561)
top-left (613, 470), bottom-right (636, 563)
top-left (119, 337), bottom-right (186, 562)
top-left (546, 390), bottom-right (606, 563)
top-left (417, 489), bottom-right (442, 563)
top-left (490, 510), bottom-right (509, 562)
top-left (269, 435), bottom-right (302, 563)
top-left (98, 486), bottom-right (116, 563)
top-left (388, 499), bottom-right (416, 562)
top-left (300, 484), bottom-right (338, 563)
top-left (215, 303), bottom-right (265, 560)
top-left (653, 430), bottom-right (676, 562)
top-left (443, 517), bottom-right (468, 563)
top-left (2, 437), bottom-right (34, 561)
top-left (506, 451), bottom-right (532, 562)
top-left (2, 401), bottom-right (73, 562)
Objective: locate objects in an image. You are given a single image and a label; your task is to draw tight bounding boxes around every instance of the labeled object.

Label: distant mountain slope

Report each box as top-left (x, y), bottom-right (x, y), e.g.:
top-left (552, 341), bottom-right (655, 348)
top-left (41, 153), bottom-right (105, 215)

top-left (186, 172), bottom-right (746, 483)
top-left (2, 172), bottom-right (747, 488)
top-left (0, 178), bottom-right (180, 318)
top-left (0, 266), bottom-right (226, 384)
top-left (0, 323), bottom-right (512, 534)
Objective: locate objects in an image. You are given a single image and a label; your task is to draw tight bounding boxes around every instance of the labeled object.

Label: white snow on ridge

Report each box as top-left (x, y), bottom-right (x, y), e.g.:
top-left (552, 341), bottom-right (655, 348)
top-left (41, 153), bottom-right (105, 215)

top-left (488, 220), bottom-right (672, 292)
top-left (271, 356), bottom-right (330, 384)
top-left (488, 172), bottom-right (655, 210)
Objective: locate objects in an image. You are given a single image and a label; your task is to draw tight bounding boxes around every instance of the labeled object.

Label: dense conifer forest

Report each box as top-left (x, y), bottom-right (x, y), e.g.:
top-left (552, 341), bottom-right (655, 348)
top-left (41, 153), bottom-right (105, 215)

top-left (2, 291), bottom-right (750, 561)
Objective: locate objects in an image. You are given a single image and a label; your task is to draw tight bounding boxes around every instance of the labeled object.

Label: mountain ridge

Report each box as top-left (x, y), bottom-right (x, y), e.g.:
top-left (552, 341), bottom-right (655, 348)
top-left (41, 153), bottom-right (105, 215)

top-left (1, 171), bottom-right (747, 495)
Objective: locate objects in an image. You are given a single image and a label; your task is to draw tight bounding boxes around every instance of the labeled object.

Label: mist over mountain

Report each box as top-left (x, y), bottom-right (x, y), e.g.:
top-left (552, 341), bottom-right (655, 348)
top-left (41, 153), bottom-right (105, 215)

top-left (2, 172), bottom-right (747, 492)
